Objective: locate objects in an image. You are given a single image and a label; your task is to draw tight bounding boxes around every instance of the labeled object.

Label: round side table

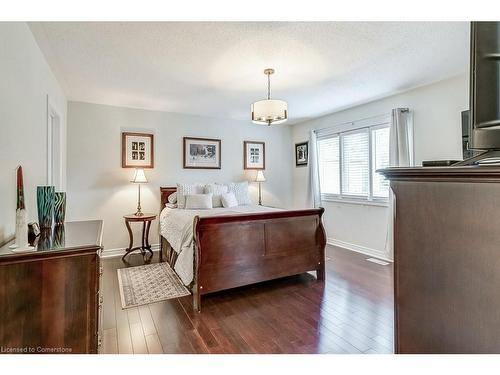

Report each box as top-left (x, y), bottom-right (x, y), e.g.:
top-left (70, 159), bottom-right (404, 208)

top-left (122, 213), bottom-right (157, 261)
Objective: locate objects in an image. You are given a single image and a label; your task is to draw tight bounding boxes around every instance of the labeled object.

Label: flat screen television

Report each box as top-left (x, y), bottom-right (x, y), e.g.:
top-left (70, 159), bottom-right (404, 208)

top-left (459, 21), bottom-right (500, 164)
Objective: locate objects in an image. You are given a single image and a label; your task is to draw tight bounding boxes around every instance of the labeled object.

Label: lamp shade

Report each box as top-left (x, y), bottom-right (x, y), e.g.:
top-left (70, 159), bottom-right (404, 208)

top-left (131, 168), bottom-right (148, 183)
top-left (251, 99), bottom-right (288, 125)
top-left (255, 170), bottom-right (266, 182)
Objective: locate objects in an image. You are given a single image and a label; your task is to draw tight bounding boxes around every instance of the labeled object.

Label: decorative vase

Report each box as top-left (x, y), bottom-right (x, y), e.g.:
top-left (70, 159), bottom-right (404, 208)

top-left (37, 186), bottom-right (55, 229)
top-left (54, 192), bottom-right (66, 225)
top-left (37, 228), bottom-right (53, 251)
top-left (53, 224), bottom-right (65, 248)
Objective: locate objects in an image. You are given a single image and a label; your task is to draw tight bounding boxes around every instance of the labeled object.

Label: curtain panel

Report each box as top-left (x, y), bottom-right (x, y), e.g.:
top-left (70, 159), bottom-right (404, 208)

top-left (385, 108), bottom-right (414, 258)
top-left (307, 129), bottom-right (321, 208)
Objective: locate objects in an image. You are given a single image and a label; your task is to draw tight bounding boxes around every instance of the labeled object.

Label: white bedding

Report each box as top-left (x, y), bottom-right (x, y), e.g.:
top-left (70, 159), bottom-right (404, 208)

top-left (159, 205), bottom-right (281, 285)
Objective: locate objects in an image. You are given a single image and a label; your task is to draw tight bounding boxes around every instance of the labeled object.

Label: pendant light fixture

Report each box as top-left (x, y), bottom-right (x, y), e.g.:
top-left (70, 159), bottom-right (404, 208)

top-left (251, 68), bottom-right (288, 126)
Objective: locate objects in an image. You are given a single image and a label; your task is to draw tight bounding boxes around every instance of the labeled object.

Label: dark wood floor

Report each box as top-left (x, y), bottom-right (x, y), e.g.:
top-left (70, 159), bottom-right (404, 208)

top-left (101, 245), bottom-right (394, 354)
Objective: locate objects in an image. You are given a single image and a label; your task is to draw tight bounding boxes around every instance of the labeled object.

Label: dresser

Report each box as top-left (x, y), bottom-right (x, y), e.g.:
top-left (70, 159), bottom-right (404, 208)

top-left (0, 220), bottom-right (103, 354)
top-left (381, 166), bottom-right (500, 353)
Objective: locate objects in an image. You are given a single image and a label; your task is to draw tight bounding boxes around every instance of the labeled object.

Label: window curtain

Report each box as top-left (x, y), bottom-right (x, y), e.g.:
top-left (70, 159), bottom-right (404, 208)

top-left (389, 108), bottom-right (414, 167)
top-left (307, 129), bottom-right (321, 208)
top-left (385, 108), bottom-right (414, 258)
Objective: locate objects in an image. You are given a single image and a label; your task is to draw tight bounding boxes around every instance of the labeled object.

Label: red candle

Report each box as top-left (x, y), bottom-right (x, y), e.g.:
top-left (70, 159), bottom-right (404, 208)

top-left (16, 166), bottom-right (25, 210)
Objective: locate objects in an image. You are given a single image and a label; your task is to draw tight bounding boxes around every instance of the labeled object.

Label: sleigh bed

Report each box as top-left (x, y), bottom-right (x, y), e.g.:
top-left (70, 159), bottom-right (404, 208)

top-left (159, 187), bottom-right (326, 312)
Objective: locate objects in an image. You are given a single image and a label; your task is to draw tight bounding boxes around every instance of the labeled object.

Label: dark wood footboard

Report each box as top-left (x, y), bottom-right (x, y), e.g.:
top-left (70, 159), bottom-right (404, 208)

top-left (192, 208), bottom-right (326, 311)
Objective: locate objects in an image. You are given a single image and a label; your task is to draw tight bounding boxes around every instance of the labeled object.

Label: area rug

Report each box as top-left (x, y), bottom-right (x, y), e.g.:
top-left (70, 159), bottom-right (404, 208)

top-left (117, 262), bottom-right (190, 309)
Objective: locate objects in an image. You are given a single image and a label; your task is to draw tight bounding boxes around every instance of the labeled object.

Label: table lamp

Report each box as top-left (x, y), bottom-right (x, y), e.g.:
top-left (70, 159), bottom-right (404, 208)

top-left (255, 170), bottom-right (266, 206)
top-left (131, 168), bottom-right (147, 216)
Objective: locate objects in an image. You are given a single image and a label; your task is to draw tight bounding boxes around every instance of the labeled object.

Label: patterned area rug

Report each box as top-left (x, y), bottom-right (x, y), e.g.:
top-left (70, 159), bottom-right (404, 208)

top-left (117, 262), bottom-right (190, 309)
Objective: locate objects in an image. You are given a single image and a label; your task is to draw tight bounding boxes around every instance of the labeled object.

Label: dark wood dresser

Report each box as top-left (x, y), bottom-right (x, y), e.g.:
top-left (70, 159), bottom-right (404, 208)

top-left (381, 166), bottom-right (500, 353)
top-left (0, 220), bottom-right (103, 354)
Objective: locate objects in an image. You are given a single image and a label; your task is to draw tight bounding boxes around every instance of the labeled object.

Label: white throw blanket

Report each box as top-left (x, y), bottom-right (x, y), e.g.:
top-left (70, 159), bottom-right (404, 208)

top-left (159, 205), bottom-right (280, 285)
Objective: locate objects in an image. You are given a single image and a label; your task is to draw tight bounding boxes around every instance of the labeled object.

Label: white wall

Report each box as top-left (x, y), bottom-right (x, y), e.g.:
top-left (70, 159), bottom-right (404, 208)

top-left (292, 74), bottom-right (469, 260)
top-left (66, 102), bottom-right (293, 252)
top-left (0, 23), bottom-right (67, 244)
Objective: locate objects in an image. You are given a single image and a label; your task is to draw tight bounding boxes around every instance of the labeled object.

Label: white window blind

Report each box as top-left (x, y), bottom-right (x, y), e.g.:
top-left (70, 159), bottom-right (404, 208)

top-left (315, 114), bottom-right (390, 204)
top-left (318, 137), bottom-right (340, 195)
top-left (372, 127), bottom-right (390, 198)
top-left (342, 130), bottom-right (370, 197)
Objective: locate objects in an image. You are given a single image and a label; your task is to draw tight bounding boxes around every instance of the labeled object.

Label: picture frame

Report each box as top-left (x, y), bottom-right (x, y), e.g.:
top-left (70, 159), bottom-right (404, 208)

top-left (243, 141), bottom-right (265, 170)
top-left (295, 141), bottom-right (309, 166)
top-left (183, 137), bottom-right (221, 169)
top-left (122, 132), bottom-right (154, 168)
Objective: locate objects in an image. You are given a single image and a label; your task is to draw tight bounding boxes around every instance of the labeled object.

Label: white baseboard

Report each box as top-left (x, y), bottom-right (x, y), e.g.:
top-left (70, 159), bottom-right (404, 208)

top-left (101, 243), bottom-right (160, 258)
top-left (327, 238), bottom-right (393, 263)
top-left (102, 240), bottom-right (393, 262)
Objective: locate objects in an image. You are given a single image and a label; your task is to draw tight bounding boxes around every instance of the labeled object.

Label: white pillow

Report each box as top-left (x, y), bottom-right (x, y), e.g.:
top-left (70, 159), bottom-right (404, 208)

top-left (221, 192), bottom-right (238, 208)
top-left (185, 194), bottom-right (213, 209)
top-left (177, 183), bottom-right (204, 209)
top-left (165, 203), bottom-right (178, 209)
top-left (167, 192), bottom-right (177, 204)
top-left (204, 183), bottom-right (229, 208)
top-left (228, 181), bottom-right (252, 205)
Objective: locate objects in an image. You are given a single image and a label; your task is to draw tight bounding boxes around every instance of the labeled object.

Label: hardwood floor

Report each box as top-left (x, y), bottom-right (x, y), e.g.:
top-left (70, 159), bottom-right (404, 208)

top-left (101, 245), bottom-right (394, 354)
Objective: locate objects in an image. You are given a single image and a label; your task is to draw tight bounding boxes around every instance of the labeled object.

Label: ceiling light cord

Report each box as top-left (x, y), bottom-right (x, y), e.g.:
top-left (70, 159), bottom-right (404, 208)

top-left (267, 71), bottom-right (271, 100)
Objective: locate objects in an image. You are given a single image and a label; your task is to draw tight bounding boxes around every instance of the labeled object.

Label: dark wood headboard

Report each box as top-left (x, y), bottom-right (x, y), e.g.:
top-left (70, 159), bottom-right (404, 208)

top-left (160, 187), bottom-right (177, 211)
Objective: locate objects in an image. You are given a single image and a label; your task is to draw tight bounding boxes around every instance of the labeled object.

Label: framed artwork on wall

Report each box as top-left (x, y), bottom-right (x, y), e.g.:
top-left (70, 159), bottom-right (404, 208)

top-left (122, 132), bottom-right (154, 168)
top-left (295, 141), bottom-right (308, 166)
top-left (243, 141), bottom-right (265, 170)
top-left (183, 137), bottom-right (221, 169)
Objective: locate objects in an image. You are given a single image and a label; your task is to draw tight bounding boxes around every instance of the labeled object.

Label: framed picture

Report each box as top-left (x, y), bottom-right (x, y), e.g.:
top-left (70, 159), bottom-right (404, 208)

top-left (295, 141), bottom-right (308, 166)
top-left (183, 137), bottom-right (221, 169)
top-left (244, 141), bottom-right (265, 170)
top-left (122, 132), bottom-right (154, 168)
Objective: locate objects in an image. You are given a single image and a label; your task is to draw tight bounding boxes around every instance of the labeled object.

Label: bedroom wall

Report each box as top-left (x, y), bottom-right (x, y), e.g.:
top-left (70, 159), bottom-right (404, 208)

top-left (66, 101), bottom-right (293, 253)
top-left (291, 74), bottom-right (469, 260)
top-left (0, 22), bottom-right (67, 245)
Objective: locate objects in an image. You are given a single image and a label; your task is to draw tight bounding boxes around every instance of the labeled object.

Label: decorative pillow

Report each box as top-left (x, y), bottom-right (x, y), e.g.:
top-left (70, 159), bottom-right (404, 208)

top-left (227, 181), bottom-right (252, 205)
top-left (177, 183), bottom-right (204, 209)
top-left (221, 192), bottom-right (238, 208)
top-left (204, 183), bottom-right (229, 207)
top-left (185, 194), bottom-right (213, 210)
top-left (165, 203), bottom-right (178, 209)
top-left (167, 192), bottom-right (177, 204)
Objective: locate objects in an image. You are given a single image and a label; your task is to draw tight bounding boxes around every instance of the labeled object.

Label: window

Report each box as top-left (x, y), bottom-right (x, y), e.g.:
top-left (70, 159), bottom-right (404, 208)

top-left (318, 136), bottom-right (339, 195)
top-left (317, 119), bottom-right (390, 203)
top-left (342, 129), bottom-right (369, 197)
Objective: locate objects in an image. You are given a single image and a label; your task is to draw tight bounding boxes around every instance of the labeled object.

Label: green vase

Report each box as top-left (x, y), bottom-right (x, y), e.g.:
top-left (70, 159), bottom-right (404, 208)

top-left (37, 186), bottom-right (55, 229)
top-left (54, 192), bottom-right (66, 225)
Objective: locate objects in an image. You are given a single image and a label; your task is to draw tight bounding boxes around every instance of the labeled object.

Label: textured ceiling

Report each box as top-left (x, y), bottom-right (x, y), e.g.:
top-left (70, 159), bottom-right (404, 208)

top-left (29, 22), bottom-right (469, 124)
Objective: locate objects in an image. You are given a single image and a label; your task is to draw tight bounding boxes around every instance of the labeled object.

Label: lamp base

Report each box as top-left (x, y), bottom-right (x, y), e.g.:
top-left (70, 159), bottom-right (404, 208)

top-left (258, 183), bottom-right (263, 205)
top-left (135, 184), bottom-right (143, 216)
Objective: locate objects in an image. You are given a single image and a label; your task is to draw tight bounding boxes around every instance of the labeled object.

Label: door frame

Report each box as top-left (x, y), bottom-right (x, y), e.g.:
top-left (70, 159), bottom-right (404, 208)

top-left (46, 95), bottom-right (63, 190)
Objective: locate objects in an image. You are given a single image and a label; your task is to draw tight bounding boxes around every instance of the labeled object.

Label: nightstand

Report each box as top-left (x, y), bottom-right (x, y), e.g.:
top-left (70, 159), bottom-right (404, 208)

top-left (122, 213), bottom-right (157, 261)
